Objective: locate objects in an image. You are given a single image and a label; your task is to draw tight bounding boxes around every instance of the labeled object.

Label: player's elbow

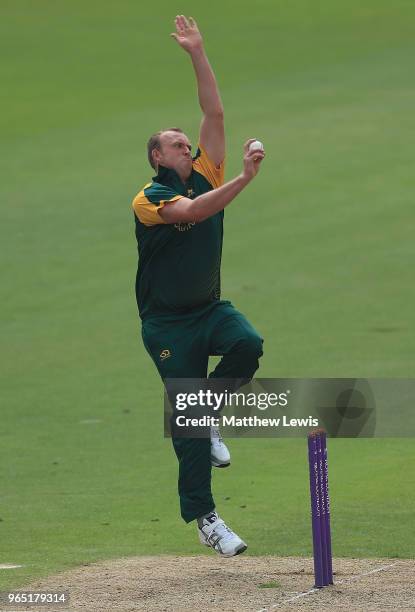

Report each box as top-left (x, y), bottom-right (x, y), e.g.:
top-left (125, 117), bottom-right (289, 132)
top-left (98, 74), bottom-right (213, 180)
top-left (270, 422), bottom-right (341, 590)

top-left (175, 205), bottom-right (208, 224)
top-left (191, 204), bottom-right (207, 223)
top-left (174, 197), bottom-right (208, 224)
top-left (159, 198), bottom-right (198, 224)
top-left (208, 108), bottom-right (224, 119)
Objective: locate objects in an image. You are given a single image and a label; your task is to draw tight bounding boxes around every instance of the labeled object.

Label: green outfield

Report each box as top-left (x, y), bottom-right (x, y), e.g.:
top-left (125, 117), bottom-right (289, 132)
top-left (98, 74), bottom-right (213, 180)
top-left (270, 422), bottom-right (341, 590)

top-left (1, 0), bottom-right (414, 591)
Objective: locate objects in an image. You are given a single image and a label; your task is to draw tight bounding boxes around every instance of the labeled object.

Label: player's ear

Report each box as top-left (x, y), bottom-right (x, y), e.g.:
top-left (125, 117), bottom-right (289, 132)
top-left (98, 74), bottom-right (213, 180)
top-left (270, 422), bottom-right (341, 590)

top-left (152, 148), bottom-right (161, 167)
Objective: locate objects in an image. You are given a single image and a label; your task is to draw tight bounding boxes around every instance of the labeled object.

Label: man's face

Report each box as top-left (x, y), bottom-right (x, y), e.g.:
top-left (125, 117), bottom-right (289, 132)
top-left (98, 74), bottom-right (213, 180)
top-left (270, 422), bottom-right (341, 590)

top-left (153, 131), bottom-right (193, 176)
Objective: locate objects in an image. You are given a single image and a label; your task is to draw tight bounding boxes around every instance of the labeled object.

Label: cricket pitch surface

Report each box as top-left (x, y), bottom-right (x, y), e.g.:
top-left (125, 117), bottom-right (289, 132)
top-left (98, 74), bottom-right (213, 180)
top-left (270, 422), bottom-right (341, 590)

top-left (20, 556), bottom-right (414, 611)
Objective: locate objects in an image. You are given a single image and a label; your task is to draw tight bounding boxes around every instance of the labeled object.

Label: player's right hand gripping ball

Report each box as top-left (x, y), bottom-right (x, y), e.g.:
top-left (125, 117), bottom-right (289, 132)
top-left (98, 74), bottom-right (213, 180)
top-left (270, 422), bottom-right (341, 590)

top-left (249, 140), bottom-right (264, 153)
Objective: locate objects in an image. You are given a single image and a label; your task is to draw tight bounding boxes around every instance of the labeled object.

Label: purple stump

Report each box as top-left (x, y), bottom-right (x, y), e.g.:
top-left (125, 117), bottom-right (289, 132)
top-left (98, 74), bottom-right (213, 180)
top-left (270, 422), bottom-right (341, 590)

top-left (308, 429), bottom-right (333, 588)
top-left (307, 434), bottom-right (324, 587)
top-left (317, 432), bottom-right (329, 585)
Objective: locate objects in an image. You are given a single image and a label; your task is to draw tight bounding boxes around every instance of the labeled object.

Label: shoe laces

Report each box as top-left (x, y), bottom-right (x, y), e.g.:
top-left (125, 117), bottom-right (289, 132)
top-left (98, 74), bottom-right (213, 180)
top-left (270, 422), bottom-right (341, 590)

top-left (205, 518), bottom-right (235, 544)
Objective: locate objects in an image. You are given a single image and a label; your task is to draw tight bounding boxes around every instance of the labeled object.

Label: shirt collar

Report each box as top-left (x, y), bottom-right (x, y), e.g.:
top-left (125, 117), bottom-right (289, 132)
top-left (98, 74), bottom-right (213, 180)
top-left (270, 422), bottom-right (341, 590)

top-left (152, 164), bottom-right (191, 191)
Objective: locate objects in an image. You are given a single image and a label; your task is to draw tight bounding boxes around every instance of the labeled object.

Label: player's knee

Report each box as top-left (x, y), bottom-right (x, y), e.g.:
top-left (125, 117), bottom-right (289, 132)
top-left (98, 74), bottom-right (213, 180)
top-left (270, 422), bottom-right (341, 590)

top-left (238, 332), bottom-right (264, 360)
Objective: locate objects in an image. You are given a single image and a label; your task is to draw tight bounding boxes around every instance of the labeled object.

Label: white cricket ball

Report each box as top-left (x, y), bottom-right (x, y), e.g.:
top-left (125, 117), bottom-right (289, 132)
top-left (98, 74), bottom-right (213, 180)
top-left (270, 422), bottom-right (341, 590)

top-left (249, 140), bottom-right (264, 152)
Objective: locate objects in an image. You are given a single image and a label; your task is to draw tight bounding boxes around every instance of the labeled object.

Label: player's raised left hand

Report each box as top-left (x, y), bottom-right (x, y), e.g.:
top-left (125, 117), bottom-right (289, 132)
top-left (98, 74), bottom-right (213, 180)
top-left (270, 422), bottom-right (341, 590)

top-left (171, 15), bottom-right (203, 53)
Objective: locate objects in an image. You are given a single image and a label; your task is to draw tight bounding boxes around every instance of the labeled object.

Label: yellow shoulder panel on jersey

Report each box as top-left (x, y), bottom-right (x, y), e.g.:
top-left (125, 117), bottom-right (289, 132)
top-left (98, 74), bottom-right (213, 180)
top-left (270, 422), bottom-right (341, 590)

top-left (192, 143), bottom-right (225, 189)
top-left (132, 183), bottom-right (183, 227)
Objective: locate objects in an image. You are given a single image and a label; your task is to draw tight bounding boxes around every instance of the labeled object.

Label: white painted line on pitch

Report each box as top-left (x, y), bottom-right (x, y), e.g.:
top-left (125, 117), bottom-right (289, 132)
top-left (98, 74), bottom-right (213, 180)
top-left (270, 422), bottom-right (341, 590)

top-left (257, 587), bottom-right (319, 611)
top-left (0, 564), bottom-right (23, 569)
top-left (257, 561), bottom-right (401, 611)
top-left (335, 560), bottom-right (401, 585)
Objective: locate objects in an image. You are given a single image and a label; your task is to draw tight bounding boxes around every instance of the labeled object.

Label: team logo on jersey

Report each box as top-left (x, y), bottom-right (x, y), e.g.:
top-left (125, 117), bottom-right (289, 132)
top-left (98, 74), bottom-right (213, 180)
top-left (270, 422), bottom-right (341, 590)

top-left (174, 222), bottom-right (195, 232)
top-left (187, 188), bottom-right (195, 198)
top-left (160, 349), bottom-right (171, 361)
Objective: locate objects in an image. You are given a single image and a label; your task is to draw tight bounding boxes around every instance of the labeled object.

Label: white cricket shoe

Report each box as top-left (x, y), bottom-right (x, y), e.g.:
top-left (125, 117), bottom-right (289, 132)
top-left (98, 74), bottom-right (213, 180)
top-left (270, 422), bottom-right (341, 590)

top-left (198, 512), bottom-right (247, 557)
top-left (210, 425), bottom-right (231, 467)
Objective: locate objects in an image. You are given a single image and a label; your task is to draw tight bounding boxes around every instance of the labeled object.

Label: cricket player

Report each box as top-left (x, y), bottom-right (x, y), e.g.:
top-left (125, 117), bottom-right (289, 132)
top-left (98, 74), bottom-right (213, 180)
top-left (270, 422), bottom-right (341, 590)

top-left (132, 15), bottom-right (265, 557)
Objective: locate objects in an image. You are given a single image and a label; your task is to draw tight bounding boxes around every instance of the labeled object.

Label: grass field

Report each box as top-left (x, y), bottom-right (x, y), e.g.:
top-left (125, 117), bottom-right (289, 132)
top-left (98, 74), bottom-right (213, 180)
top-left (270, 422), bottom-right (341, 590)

top-left (1, 0), bottom-right (414, 591)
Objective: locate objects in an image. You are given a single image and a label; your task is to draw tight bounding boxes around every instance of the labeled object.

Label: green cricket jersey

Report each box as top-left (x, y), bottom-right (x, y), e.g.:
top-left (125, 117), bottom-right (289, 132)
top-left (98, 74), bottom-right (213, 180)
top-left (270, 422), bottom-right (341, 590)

top-left (132, 144), bottom-right (225, 320)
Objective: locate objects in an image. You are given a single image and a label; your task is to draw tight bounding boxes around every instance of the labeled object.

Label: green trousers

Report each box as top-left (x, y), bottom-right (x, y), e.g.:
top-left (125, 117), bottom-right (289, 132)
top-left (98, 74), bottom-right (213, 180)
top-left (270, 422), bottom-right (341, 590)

top-left (141, 300), bottom-right (263, 523)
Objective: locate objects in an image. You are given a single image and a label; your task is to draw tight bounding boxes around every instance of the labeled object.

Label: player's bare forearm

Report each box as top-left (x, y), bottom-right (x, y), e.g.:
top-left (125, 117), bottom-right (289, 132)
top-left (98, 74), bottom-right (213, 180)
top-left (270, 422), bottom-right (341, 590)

top-left (159, 139), bottom-right (265, 225)
top-left (191, 173), bottom-right (250, 222)
top-left (192, 139), bottom-right (265, 221)
top-left (190, 48), bottom-right (224, 117)
top-left (159, 174), bottom-right (248, 225)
